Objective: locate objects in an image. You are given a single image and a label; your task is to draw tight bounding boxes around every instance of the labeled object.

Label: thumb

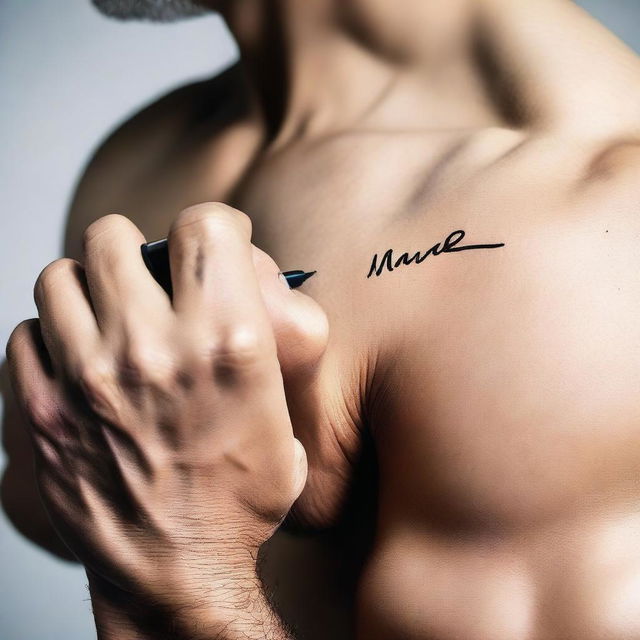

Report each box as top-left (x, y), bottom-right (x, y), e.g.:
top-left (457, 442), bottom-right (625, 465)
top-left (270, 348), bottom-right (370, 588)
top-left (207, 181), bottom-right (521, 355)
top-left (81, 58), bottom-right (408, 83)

top-left (251, 245), bottom-right (329, 382)
top-left (252, 246), bottom-right (354, 529)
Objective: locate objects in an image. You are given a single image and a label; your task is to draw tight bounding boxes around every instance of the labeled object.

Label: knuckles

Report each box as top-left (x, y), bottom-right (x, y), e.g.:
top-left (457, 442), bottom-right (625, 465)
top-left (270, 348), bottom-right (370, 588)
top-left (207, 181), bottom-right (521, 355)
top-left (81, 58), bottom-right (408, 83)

top-left (71, 326), bottom-right (274, 405)
top-left (78, 326), bottom-right (275, 397)
top-left (210, 325), bottom-right (272, 368)
top-left (76, 359), bottom-right (114, 398)
top-left (33, 258), bottom-right (81, 309)
top-left (82, 214), bottom-right (134, 258)
top-left (22, 396), bottom-right (62, 434)
top-left (169, 202), bottom-right (252, 245)
top-left (74, 357), bottom-right (122, 419)
top-left (117, 339), bottom-right (180, 390)
top-left (5, 319), bottom-right (35, 363)
top-left (185, 325), bottom-right (276, 384)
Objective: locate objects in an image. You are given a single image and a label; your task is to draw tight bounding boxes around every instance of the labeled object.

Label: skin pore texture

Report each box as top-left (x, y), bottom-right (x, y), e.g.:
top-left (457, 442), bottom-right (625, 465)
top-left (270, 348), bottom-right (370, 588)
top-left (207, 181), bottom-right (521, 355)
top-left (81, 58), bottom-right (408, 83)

top-left (4, 0), bottom-right (640, 638)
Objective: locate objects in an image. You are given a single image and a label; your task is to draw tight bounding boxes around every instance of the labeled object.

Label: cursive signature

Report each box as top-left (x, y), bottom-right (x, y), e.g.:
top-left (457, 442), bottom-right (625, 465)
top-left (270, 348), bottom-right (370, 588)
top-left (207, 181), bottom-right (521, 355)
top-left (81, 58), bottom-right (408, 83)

top-left (367, 230), bottom-right (505, 278)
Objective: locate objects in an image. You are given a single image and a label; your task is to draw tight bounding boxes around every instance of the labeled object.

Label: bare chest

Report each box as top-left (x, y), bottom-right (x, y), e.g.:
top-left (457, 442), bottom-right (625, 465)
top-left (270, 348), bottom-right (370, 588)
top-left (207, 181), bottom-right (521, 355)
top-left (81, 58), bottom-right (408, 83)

top-left (117, 133), bottom-right (640, 639)
top-left (234, 137), bottom-right (640, 531)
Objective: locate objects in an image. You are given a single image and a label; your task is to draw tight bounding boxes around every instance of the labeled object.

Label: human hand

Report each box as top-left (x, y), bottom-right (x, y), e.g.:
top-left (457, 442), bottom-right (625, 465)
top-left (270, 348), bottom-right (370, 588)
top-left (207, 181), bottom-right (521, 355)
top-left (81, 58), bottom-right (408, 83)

top-left (5, 204), bottom-right (329, 628)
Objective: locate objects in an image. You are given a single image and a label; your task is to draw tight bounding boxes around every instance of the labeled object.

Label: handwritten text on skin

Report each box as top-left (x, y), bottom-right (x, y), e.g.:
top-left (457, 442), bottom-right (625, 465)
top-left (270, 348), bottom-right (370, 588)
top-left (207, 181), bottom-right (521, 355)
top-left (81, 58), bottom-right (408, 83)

top-left (367, 230), bottom-right (505, 278)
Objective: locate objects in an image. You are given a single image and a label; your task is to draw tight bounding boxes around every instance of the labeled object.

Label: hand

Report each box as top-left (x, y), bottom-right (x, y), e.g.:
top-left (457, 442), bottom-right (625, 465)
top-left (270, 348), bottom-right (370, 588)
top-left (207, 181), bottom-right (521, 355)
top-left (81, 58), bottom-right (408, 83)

top-left (5, 204), bottom-right (329, 630)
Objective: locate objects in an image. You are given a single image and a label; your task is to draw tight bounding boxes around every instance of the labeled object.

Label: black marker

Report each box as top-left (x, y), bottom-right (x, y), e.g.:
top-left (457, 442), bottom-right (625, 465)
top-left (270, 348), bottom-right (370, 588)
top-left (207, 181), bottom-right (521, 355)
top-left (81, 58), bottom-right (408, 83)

top-left (141, 238), bottom-right (316, 297)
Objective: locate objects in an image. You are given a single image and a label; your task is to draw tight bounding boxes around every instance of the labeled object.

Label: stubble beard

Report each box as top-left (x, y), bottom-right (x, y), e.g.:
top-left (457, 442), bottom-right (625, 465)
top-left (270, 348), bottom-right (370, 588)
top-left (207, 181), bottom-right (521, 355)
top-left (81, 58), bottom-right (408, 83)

top-left (91, 0), bottom-right (212, 22)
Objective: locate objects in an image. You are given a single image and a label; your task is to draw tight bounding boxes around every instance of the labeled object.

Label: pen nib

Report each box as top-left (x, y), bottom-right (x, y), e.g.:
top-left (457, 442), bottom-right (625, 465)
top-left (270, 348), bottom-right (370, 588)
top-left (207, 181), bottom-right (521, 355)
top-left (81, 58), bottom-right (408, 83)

top-left (281, 270), bottom-right (317, 289)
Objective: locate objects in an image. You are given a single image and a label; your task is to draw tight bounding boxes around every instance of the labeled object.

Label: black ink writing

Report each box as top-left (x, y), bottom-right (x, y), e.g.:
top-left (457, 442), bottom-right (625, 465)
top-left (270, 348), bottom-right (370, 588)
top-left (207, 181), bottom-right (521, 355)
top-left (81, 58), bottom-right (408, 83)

top-left (367, 230), bottom-right (505, 278)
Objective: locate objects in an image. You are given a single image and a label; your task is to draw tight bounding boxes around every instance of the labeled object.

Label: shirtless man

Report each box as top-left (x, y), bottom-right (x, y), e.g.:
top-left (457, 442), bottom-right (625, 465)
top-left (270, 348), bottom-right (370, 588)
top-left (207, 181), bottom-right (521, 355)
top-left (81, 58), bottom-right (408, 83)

top-left (4, 0), bottom-right (640, 638)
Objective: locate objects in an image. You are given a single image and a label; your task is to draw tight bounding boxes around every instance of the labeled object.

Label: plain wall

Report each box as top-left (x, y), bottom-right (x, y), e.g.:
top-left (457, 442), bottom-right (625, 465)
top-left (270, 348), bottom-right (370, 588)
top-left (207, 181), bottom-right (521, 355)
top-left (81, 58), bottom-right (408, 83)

top-left (0, 1), bottom-right (639, 638)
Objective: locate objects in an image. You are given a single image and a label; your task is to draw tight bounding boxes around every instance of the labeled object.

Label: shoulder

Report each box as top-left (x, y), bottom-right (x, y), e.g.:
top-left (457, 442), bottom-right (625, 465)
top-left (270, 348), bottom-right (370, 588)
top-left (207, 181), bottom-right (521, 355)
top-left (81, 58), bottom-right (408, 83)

top-left (63, 62), bottom-right (248, 259)
top-left (584, 135), bottom-right (640, 183)
top-left (571, 133), bottom-right (640, 226)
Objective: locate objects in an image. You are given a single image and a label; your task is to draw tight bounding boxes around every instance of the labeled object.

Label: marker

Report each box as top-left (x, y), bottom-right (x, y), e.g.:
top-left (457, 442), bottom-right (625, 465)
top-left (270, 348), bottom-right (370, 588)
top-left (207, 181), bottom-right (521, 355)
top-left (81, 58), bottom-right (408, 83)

top-left (140, 238), bottom-right (316, 296)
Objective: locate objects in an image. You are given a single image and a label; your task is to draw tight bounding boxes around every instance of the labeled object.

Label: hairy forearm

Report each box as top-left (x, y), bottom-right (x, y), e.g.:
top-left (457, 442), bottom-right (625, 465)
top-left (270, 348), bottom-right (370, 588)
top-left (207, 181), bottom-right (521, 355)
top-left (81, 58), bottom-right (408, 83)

top-left (89, 570), bottom-right (295, 640)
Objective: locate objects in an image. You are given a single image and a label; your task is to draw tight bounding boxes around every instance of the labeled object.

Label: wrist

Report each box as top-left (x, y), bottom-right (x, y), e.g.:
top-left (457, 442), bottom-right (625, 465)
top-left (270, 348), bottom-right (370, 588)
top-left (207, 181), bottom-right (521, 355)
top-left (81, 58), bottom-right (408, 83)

top-left (88, 562), bottom-right (267, 640)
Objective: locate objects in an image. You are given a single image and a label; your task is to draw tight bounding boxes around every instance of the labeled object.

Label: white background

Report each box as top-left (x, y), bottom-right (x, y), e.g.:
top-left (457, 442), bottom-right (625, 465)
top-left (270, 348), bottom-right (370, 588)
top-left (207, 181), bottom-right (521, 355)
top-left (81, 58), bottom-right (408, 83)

top-left (1, 1), bottom-right (638, 637)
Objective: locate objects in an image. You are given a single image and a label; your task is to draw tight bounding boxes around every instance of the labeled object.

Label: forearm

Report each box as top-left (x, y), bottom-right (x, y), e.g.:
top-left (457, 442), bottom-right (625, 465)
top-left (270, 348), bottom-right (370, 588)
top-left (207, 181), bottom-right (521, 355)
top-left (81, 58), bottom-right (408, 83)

top-left (89, 570), bottom-right (295, 640)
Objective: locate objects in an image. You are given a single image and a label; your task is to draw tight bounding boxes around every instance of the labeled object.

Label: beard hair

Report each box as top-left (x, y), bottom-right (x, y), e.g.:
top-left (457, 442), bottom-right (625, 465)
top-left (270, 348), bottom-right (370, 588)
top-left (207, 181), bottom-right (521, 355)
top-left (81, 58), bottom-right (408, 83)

top-left (91, 0), bottom-right (211, 22)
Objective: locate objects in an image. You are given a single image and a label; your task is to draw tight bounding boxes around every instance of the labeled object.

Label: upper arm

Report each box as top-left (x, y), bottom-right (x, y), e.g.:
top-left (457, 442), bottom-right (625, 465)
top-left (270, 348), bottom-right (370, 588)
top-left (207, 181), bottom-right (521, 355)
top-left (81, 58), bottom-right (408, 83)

top-left (63, 63), bottom-right (244, 260)
top-left (63, 81), bottom-right (201, 260)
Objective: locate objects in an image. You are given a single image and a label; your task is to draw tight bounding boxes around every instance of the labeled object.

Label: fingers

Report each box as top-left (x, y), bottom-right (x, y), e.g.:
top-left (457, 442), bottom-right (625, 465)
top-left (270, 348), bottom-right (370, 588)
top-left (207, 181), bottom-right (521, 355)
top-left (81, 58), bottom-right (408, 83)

top-left (82, 214), bottom-right (172, 334)
top-left (26, 204), bottom-right (327, 406)
top-left (167, 203), bottom-right (277, 361)
top-left (5, 320), bottom-right (61, 438)
top-left (33, 258), bottom-right (101, 381)
top-left (250, 245), bottom-right (330, 378)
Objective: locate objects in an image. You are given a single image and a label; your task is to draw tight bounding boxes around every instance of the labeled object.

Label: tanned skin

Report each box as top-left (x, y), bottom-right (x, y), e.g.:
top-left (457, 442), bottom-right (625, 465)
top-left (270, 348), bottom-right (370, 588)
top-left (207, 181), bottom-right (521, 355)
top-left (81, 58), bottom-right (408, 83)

top-left (5, 1), bottom-right (640, 638)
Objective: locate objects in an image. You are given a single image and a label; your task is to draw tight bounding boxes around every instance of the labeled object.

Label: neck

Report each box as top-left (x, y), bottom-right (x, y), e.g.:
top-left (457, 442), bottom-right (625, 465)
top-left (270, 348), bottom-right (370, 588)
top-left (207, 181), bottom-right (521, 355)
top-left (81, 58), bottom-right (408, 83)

top-left (216, 0), bottom-right (498, 149)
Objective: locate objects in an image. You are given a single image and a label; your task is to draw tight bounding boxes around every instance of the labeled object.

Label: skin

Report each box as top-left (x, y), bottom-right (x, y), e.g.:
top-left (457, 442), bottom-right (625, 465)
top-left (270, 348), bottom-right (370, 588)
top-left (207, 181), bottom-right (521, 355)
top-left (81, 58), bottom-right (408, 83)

top-left (4, 0), bottom-right (640, 638)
